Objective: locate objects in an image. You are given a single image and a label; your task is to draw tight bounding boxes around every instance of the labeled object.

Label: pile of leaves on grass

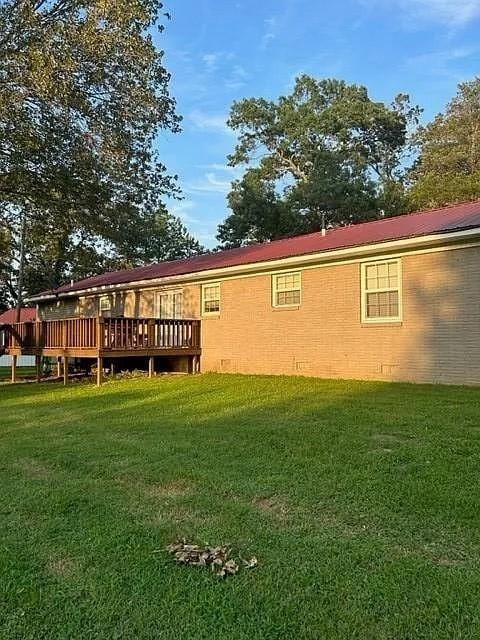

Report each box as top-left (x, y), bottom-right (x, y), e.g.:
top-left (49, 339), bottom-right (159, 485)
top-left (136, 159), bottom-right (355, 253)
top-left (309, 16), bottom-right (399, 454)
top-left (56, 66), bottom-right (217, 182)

top-left (164, 540), bottom-right (257, 578)
top-left (113, 369), bottom-right (149, 379)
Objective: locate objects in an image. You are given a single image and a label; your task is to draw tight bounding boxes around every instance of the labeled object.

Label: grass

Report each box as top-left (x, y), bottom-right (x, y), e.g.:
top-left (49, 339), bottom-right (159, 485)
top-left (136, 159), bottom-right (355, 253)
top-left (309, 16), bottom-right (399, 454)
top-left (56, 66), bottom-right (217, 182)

top-left (0, 366), bottom-right (36, 381)
top-left (1, 374), bottom-right (480, 639)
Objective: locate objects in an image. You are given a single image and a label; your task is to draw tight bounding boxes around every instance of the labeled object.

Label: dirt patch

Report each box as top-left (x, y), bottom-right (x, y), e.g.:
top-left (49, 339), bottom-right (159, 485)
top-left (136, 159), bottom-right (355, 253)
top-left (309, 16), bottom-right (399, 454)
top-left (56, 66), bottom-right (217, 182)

top-left (370, 433), bottom-right (407, 446)
top-left (312, 509), bottom-right (371, 537)
top-left (393, 544), bottom-right (466, 567)
top-left (116, 476), bottom-right (194, 498)
top-left (422, 543), bottom-right (467, 567)
top-left (252, 496), bottom-right (290, 520)
top-left (47, 556), bottom-right (75, 577)
top-left (150, 505), bottom-right (213, 529)
top-left (145, 480), bottom-right (192, 498)
top-left (434, 556), bottom-right (464, 567)
top-left (14, 458), bottom-right (52, 479)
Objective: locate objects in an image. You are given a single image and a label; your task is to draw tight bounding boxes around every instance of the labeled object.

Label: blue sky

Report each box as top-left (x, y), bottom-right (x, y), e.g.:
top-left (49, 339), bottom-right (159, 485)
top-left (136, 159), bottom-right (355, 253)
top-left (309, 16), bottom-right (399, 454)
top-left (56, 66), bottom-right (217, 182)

top-left (156, 0), bottom-right (480, 247)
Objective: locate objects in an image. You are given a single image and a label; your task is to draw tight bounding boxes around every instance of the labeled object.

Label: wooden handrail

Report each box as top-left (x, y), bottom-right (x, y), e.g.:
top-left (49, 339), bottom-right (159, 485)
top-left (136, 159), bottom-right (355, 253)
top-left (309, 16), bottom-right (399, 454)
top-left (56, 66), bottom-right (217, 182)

top-left (2, 317), bottom-right (201, 352)
top-left (102, 318), bottom-right (201, 350)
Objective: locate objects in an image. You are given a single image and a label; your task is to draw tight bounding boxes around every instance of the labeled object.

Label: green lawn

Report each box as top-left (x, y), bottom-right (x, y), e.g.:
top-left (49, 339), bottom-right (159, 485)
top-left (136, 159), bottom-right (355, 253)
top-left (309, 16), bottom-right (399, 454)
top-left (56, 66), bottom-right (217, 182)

top-left (1, 374), bottom-right (480, 639)
top-left (0, 366), bottom-right (36, 381)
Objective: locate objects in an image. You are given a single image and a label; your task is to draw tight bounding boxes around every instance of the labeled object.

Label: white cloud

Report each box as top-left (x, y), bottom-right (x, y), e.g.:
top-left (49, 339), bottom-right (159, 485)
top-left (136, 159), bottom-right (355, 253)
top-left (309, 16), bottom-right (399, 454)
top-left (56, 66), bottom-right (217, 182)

top-left (368, 0), bottom-right (480, 25)
top-left (168, 198), bottom-right (220, 248)
top-left (261, 16), bottom-right (278, 48)
top-left (225, 64), bottom-right (249, 90)
top-left (169, 199), bottom-right (200, 225)
top-left (196, 230), bottom-right (218, 247)
top-left (186, 172), bottom-right (232, 195)
top-left (201, 50), bottom-right (235, 74)
top-left (188, 110), bottom-right (232, 135)
top-left (198, 163), bottom-right (240, 173)
top-left (202, 52), bottom-right (220, 72)
top-left (407, 45), bottom-right (477, 63)
top-left (403, 45), bottom-right (478, 78)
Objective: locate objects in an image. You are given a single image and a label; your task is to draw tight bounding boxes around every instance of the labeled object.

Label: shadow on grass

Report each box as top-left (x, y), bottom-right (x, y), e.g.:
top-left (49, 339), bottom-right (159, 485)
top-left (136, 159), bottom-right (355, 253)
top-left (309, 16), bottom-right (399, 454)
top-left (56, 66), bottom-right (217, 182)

top-left (1, 374), bottom-right (480, 639)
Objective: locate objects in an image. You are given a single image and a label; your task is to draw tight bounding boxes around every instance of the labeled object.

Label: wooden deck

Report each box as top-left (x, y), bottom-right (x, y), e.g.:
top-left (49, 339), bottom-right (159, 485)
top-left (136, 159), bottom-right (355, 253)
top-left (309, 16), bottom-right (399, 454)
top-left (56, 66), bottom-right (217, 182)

top-left (0, 317), bottom-right (201, 384)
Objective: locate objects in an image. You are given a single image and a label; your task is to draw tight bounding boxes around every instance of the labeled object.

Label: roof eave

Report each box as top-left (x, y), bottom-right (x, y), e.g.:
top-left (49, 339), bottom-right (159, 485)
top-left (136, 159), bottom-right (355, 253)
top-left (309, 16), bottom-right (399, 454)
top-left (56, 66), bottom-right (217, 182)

top-left (25, 226), bottom-right (480, 304)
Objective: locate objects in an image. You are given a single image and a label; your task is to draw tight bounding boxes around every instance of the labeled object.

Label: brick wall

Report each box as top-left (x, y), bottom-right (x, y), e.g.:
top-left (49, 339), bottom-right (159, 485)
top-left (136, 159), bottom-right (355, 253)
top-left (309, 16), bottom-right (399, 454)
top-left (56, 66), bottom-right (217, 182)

top-left (200, 246), bottom-right (480, 385)
top-left (37, 244), bottom-right (480, 384)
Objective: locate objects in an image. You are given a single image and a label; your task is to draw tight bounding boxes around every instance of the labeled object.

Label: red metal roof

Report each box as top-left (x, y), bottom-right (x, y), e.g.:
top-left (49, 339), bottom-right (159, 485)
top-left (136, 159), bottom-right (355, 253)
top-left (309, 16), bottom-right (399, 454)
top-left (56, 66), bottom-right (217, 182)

top-left (0, 307), bottom-right (37, 324)
top-left (31, 200), bottom-right (480, 299)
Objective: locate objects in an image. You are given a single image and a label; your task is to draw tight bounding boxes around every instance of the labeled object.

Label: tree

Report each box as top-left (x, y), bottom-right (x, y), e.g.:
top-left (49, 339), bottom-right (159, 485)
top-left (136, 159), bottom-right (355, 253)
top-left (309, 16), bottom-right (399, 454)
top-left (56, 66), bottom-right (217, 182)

top-left (219, 76), bottom-right (420, 247)
top-left (409, 77), bottom-right (480, 209)
top-left (217, 169), bottom-right (298, 248)
top-left (118, 206), bottom-right (204, 265)
top-left (0, 220), bottom-right (12, 311)
top-left (0, 0), bottom-right (184, 306)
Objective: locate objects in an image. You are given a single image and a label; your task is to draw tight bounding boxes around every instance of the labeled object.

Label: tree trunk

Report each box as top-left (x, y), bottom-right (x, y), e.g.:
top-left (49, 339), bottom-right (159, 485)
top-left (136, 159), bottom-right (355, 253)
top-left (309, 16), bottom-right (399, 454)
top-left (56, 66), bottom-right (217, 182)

top-left (15, 210), bottom-right (27, 322)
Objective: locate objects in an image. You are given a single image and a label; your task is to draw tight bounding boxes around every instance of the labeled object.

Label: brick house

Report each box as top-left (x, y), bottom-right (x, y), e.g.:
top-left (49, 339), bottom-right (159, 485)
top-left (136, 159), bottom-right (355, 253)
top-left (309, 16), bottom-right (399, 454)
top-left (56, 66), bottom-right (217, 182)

top-left (3, 200), bottom-right (480, 385)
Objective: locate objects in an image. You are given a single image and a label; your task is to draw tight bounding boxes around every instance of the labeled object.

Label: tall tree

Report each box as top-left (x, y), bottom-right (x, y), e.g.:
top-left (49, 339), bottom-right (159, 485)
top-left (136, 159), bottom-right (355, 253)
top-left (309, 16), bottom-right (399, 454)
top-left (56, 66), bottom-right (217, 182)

top-left (0, 220), bottom-right (12, 311)
top-left (0, 0), bottom-right (185, 305)
top-left (219, 76), bottom-right (420, 247)
top-left (118, 206), bottom-right (204, 265)
top-left (409, 77), bottom-right (480, 209)
top-left (217, 169), bottom-right (298, 248)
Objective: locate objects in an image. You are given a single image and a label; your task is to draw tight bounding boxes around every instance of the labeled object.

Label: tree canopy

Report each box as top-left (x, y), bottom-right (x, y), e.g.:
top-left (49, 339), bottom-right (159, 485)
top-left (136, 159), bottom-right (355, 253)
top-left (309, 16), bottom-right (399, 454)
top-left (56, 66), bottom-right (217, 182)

top-left (0, 0), bottom-right (201, 306)
top-left (117, 207), bottom-right (204, 266)
top-left (218, 76), bottom-right (420, 247)
top-left (217, 169), bottom-right (298, 248)
top-left (409, 77), bottom-right (480, 209)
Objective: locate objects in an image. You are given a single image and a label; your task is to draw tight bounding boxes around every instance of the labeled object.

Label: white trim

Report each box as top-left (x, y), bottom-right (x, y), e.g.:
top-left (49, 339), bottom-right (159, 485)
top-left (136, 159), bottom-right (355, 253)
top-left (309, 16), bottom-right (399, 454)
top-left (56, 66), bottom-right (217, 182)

top-left (360, 258), bottom-right (403, 324)
top-left (25, 228), bottom-right (480, 303)
top-left (201, 282), bottom-right (221, 316)
top-left (99, 295), bottom-right (112, 317)
top-left (272, 271), bottom-right (302, 308)
top-left (153, 288), bottom-right (184, 319)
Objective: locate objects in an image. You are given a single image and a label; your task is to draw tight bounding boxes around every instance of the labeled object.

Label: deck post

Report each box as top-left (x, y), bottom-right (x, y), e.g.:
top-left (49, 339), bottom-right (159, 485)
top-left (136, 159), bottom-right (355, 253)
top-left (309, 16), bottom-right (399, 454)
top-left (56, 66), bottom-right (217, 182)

top-left (96, 356), bottom-right (103, 386)
top-left (35, 355), bottom-right (41, 383)
top-left (148, 356), bottom-right (155, 378)
top-left (190, 355), bottom-right (199, 374)
top-left (57, 357), bottom-right (62, 379)
top-left (63, 356), bottom-right (69, 386)
top-left (147, 319), bottom-right (156, 347)
top-left (96, 317), bottom-right (104, 350)
top-left (11, 354), bottom-right (17, 383)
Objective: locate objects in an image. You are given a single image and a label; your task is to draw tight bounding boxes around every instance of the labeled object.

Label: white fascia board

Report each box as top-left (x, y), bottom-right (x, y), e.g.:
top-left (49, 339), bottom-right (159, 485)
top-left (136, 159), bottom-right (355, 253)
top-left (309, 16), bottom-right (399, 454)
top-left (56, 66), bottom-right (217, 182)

top-left (25, 227), bottom-right (480, 303)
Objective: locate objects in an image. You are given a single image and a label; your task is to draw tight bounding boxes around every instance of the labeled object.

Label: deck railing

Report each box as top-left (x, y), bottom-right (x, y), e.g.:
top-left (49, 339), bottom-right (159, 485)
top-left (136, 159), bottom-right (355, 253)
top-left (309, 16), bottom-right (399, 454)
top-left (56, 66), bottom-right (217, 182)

top-left (103, 318), bottom-right (201, 351)
top-left (2, 318), bottom-right (201, 353)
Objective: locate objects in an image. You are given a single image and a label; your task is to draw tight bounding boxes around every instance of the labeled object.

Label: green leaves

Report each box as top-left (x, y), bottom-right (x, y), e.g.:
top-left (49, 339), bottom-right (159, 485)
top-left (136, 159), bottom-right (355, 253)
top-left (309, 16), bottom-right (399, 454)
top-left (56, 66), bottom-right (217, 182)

top-left (217, 169), bottom-right (299, 248)
top-left (0, 0), bottom-right (184, 300)
top-left (220, 75), bottom-right (419, 247)
top-left (409, 77), bottom-right (480, 209)
top-left (117, 206), bottom-right (204, 266)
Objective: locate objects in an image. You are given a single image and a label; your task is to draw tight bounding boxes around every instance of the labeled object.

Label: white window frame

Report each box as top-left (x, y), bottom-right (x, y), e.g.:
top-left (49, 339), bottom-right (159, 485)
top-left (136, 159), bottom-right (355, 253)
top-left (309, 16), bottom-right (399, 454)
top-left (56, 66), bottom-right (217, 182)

top-left (99, 295), bottom-right (112, 317)
top-left (361, 258), bottom-right (402, 324)
top-left (155, 289), bottom-right (183, 319)
top-left (272, 271), bottom-right (302, 308)
top-left (202, 283), bottom-right (221, 316)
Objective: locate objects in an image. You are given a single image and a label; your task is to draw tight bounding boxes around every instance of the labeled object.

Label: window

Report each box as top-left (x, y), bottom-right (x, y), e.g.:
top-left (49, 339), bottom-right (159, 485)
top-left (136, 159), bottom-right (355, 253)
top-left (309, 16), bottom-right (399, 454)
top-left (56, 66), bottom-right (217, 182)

top-left (156, 291), bottom-right (183, 319)
top-left (361, 259), bottom-right (402, 322)
top-left (99, 295), bottom-right (112, 317)
top-left (202, 283), bottom-right (220, 315)
top-left (273, 272), bottom-right (301, 307)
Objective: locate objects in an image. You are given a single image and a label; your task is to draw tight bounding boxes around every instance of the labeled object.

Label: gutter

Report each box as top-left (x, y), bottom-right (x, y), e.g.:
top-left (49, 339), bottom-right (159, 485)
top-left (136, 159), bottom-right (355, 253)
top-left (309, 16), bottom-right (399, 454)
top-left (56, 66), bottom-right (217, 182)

top-left (25, 226), bottom-right (480, 304)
